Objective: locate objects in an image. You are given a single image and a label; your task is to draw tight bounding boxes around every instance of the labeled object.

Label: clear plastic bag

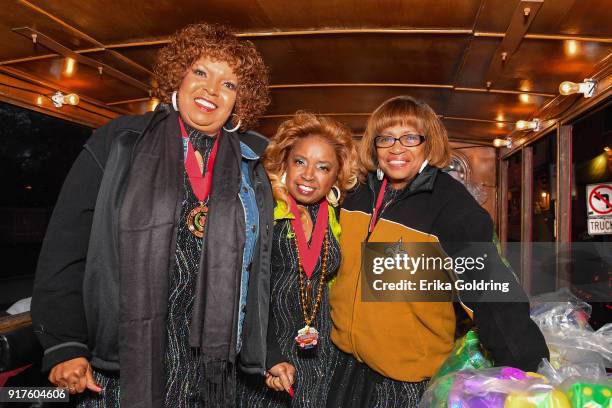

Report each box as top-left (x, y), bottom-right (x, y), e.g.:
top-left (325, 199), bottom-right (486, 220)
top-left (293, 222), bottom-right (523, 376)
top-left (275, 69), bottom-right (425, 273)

top-left (537, 355), bottom-right (607, 386)
top-left (419, 367), bottom-right (572, 408)
top-left (529, 288), bottom-right (592, 332)
top-left (530, 289), bottom-right (612, 369)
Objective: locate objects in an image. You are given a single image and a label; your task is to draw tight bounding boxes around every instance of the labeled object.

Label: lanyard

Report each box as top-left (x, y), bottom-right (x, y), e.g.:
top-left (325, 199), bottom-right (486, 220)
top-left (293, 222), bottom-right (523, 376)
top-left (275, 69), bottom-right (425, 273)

top-left (179, 117), bottom-right (219, 204)
top-left (288, 196), bottom-right (329, 279)
top-left (368, 178), bottom-right (388, 233)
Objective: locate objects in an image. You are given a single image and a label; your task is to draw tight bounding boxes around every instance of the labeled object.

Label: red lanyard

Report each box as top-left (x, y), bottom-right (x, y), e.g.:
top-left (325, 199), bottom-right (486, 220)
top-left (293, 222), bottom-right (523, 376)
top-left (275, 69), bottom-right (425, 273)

top-left (179, 118), bottom-right (219, 204)
top-left (368, 178), bottom-right (388, 233)
top-left (288, 196), bottom-right (329, 279)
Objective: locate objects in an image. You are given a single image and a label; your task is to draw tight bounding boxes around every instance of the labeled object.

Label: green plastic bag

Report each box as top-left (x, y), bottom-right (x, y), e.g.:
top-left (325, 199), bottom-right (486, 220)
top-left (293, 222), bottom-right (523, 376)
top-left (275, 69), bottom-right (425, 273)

top-left (430, 329), bottom-right (493, 383)
top-left (425, 330), bottom-right (493, 407)
top-left (564, 381), bottom-right (612, 408)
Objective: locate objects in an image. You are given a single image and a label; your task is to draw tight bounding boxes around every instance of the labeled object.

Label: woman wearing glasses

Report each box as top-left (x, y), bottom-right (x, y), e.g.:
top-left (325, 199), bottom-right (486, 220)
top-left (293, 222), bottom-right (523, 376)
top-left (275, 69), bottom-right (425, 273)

top-left (326, 96), bottom-right (548, 407)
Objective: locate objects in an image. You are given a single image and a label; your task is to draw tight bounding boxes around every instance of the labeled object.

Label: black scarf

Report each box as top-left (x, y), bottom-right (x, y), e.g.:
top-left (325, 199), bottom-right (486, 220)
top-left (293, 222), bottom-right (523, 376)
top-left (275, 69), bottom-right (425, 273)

top-left (119, 108), bottom-right (244, 407)
top-left (189, 113), bottom-right (245, 407)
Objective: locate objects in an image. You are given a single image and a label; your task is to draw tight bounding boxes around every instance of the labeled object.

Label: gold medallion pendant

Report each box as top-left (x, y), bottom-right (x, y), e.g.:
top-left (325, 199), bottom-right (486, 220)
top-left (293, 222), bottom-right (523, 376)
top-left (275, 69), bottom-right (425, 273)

top-left (187, 203), bottom-right (208, 238)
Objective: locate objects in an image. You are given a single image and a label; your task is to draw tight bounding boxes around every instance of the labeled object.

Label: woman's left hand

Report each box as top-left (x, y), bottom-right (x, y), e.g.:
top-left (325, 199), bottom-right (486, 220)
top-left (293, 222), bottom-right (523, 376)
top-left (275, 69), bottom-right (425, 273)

top-left (265, 362), bottom-right (296, 392)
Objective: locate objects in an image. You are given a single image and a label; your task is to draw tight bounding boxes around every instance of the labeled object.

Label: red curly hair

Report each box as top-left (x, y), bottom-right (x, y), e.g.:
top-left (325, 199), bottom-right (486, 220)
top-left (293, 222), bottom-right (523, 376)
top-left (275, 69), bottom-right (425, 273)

top-left (263, 112), bottom-right (361, 210)
top-left (153, 23), bottom-right (270, 130)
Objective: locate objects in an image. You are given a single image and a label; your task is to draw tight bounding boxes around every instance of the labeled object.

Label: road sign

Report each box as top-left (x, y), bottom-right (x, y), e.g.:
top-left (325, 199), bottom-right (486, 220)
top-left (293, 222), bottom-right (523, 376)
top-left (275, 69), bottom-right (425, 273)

top-left (587, 183), bottom-right (612, 235)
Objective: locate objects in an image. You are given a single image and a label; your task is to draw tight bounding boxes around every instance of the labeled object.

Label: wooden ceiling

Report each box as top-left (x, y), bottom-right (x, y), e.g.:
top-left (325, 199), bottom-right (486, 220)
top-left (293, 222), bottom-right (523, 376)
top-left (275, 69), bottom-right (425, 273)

top-left (0, 0), bottom-right (610, 142)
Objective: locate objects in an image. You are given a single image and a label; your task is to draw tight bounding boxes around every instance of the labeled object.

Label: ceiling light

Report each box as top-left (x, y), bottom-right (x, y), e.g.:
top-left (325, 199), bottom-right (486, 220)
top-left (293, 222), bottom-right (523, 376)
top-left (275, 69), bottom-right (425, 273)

top-left (559, 79), bottom-right (596, 98)
top-left (564, 40), bottom-right (579, 56)
top-left (516, 119), bottom-right (540, 132)
top-left (51, 91), bottom-right (80, 108)
top-left (63, 57), bottom-right (77, 76)
top-left (496, 114), bottom-right (505, 128)
top-left (519, 93), bottom-right (530, 103)
top-left (493, 138), bottom-right (512, 148)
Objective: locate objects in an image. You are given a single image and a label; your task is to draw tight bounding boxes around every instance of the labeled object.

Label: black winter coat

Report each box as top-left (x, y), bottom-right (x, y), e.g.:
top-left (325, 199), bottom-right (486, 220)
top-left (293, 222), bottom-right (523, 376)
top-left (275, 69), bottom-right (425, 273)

top-left (31, 107), bottom-right (274, 405)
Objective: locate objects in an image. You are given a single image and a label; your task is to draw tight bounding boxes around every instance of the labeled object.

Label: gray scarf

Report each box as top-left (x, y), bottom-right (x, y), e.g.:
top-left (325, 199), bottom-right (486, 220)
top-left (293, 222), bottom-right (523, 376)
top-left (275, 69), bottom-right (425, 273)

top-left (119, 108), bottom-right (244, 407)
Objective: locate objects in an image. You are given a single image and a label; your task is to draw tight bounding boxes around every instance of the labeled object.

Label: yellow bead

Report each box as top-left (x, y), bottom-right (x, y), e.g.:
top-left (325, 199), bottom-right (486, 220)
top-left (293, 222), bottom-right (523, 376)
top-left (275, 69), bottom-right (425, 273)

top-left (582, 387), bottom-right (593, 396)
top-left (504, 393), bottom-right (535, 408)
top-left (548, 389), bottom-right (571, 408)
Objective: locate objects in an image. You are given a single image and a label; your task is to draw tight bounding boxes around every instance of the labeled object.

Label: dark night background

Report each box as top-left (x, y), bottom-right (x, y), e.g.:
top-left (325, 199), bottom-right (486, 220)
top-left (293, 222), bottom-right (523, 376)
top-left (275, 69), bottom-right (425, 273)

top-left (0, 101), bottom-right (92, 310)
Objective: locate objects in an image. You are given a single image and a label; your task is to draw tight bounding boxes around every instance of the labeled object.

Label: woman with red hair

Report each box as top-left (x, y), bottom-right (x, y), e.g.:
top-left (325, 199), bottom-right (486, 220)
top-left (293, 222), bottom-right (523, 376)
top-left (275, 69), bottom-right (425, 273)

top-left (32, 22), bottom-right (272, 407)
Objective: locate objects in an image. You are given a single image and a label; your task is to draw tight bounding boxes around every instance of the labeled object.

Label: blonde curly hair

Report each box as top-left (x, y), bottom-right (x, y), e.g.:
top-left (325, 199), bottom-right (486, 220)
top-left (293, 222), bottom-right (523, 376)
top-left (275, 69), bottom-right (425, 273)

top-left (263, 112), bottom-right (361, 210)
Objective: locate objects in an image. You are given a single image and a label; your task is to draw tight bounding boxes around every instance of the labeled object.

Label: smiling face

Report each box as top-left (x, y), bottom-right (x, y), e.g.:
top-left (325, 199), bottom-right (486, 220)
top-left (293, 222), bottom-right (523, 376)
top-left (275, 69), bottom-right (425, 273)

top-left (376, 123), bottom-right (427, 189)
top-left (177, 56), bottom-right (238, 135)
top-left (285, 135), bottom-right (340, 205)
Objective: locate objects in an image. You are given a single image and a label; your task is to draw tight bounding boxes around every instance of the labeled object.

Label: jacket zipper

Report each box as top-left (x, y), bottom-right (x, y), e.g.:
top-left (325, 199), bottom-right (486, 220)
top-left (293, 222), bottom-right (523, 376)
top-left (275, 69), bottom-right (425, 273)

top-left (349, 182), bottom-right (421, 356)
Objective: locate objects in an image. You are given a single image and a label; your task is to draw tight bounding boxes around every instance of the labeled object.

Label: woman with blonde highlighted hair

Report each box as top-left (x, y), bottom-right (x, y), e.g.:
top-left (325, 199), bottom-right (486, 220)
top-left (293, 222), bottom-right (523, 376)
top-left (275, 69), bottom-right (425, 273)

top-left (237, 112), bottom-right (360, 408)
top-left (327, 96), bottom-right (547, 407)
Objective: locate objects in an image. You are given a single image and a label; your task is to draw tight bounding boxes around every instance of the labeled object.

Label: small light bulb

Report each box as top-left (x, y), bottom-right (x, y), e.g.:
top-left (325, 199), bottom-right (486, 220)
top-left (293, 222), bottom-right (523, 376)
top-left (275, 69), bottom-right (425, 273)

top-left (519, 93), bottom-right (530, 103)
top-left (65, 93), bottom-right (80, 105)
top-left (36, 95), bottom-right (44, 106)
top-left (559, 79), bottom-right (596, 97)
top-left (565, 40), bottom-right (578, 56)
top-left (515, 119), bottom-right (539, 131)
top-left (559, 81), bottom-right (579, 95)
top-left (493, 138), bottom-right (511, 148)
top-left (541, 192), bottom-right (548, 198)
top-left (64, 57), bottom-right (77, 76)
top-left (496, 114), bottom-right (505, 129)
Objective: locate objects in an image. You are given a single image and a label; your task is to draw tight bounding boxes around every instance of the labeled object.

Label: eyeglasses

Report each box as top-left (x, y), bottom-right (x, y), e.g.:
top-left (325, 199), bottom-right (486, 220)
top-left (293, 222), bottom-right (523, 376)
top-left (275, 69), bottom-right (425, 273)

top-left (374, 134), bottom-right (426, 148)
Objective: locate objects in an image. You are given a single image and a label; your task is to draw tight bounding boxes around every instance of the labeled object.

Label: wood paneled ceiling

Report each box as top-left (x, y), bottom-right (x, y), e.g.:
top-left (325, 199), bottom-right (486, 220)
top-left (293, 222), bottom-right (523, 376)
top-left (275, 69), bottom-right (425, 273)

top-left (0, 0), bottom-right (610, 141)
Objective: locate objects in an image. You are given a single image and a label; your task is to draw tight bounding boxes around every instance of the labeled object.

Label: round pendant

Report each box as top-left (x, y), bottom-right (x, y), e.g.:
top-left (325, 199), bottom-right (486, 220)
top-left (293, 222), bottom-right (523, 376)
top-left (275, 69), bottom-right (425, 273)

top-left (187, 204), bottom-right (208, 238)
top-left (295, 325), bottom-right (319, 349)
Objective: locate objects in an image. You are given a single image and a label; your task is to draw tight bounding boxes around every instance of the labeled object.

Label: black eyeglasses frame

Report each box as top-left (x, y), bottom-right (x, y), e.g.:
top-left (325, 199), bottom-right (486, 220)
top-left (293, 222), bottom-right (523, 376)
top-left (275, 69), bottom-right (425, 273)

top-left (374, 134), bottom-right (426, 148)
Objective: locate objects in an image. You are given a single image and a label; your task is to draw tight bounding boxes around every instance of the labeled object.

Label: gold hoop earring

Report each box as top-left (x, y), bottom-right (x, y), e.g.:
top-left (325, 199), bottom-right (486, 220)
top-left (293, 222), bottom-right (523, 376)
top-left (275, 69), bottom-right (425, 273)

top-left (326, 185), bottom-right (341, 207)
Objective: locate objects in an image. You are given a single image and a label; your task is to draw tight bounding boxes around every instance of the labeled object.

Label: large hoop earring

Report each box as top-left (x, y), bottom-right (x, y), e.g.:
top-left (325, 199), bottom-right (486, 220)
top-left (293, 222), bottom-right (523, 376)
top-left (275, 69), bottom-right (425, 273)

top-left (223, 114), bottom-right (241, 132)
top-left (376, 167), bottom-right (384, 181)
top-left (326, 185), bottom-right (341, 207)
top-left (171, 91), bottom-right (179, 111)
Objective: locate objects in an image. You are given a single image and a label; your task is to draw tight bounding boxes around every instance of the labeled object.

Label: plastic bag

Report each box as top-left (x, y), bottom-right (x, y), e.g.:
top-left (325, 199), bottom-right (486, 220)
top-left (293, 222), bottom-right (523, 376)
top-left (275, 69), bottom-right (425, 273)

top-left (419, 367), bottom-right (572, 408)
top-left (530, 289), bottom-right (612, 369)
top-left (560, 378), bottom-right (612, 408)
top-left (529, 288), bottom-right (591, 331)
top-left (537, 356), bottom-right (607, 386)
top-left (430, 330), bottom-right (493, 384)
